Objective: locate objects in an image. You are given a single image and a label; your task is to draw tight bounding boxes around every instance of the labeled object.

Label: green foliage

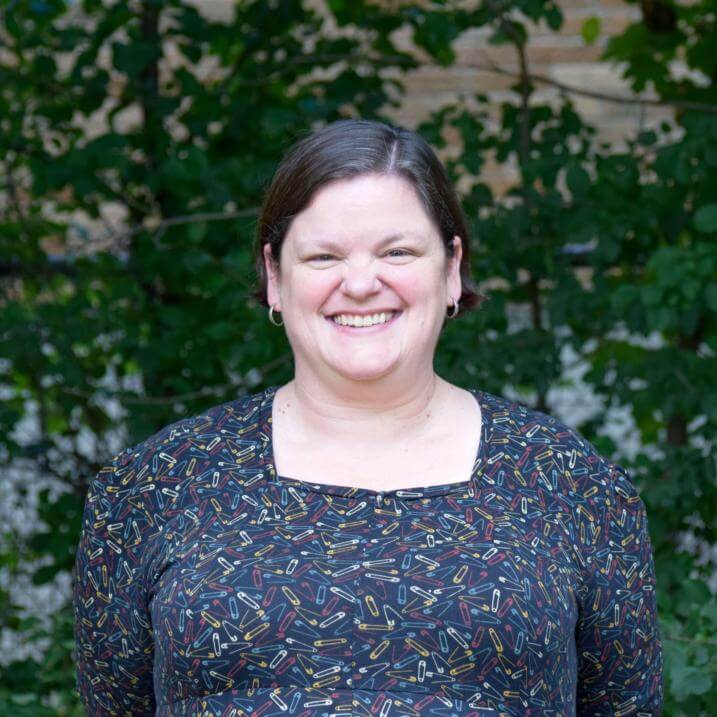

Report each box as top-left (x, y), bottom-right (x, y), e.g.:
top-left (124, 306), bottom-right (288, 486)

top-left (581, 16), bottom-right (602, 45)
top-left (0, 609), bottom-right (85, 716)
top-left (604, 0), bottom-right (717, 105)
top-left (1, 0), bottom-right (715, 713)
top-left (694, 204), bottom-right (717, 233)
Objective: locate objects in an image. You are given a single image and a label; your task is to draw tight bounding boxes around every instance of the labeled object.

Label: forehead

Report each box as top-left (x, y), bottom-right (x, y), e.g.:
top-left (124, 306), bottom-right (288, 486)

top-left (287, 174), bottom-right (438, 248)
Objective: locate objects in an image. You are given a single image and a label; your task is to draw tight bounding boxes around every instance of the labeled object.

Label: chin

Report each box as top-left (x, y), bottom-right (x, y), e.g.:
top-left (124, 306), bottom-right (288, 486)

top-left (332, 362), bottom-right (397, 382)
top-left (336, 371), bottom-right (393, 383)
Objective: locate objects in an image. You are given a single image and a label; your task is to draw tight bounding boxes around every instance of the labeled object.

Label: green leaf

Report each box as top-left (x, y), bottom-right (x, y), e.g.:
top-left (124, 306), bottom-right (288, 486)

top-left (31, 564), bottom-right (62, 585)
top-left (412, 12), bottom-right (459, 66)
top-left (705, 283), bottom-right (717, 313)
top-left (705, 144), bottom-right (717, 167)
top-left (545, 5), bottom-right (563, 32)
top-left (112, 41), bottom-right (160, 77)
top-left (188, 221), bottom-right (208, 243)
top-left (637, 130), bottom-right (657, 146)
top-left (702, 600), bottom-right (717, 627)
top-left (182, 42), bottom-right (202, 65)
top-left (671, 665), bottom-right (713, 700)
top-left (566, 163), bottom-right (590, 197)
top-left (693, 203), bottom-right (717, 233)
top-left (581, 17), bottom-right (601, 45)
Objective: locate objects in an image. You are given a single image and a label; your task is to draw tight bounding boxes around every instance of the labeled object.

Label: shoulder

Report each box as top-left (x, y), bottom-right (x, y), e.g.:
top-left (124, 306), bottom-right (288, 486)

top-left (475, 387), bottom-right (632, 497)
top-left (112, 388), bottom-right (267, 471)
top-left (475, 388), bottom-right (651, 569)
top-left (476, 387), bottom-right (596, 451)
top-left (89, 387), bottom-right (272, 522)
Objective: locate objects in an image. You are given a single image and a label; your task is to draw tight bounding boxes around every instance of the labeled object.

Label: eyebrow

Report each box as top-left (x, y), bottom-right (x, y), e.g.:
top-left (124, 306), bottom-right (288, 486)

top-left (298, 233), bottom-right (421, 252)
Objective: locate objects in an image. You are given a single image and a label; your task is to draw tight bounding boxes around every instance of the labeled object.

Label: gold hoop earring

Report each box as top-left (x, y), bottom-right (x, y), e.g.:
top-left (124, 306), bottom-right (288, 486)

top-left (268, 304), bottom-right (284, 327)
top-left (447, 297), bottom-right (459, 319)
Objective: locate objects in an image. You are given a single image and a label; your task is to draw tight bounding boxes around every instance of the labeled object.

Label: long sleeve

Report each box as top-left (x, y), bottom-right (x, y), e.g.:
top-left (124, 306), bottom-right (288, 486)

top-left (73, 450), bottom-right (156, 715)
top-left (574, 459), bottom-right (663, 715)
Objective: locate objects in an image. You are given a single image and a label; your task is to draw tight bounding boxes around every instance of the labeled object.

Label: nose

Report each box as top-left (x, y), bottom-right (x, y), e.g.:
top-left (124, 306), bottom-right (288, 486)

top-left (340, 257), bottom-right (382, 298)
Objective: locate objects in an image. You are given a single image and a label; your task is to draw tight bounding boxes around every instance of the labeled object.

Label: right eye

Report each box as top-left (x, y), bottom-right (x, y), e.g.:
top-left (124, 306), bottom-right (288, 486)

top-left (308, 254), bottom-right (336, 262)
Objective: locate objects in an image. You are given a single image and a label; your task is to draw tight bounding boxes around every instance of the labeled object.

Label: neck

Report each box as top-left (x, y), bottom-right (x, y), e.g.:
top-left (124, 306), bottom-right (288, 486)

top-left (276, 372), bottom-right (450, 444)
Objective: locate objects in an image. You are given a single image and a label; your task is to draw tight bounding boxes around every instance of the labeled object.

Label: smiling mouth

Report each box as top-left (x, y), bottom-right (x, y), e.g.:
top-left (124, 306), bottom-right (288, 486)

top-left (326, 310), bottom-right (402, 329)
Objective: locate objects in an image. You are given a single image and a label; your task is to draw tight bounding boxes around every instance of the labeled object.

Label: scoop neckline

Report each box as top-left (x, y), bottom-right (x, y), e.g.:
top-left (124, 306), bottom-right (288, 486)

top-left (259, 384), bottom-right (493, 500)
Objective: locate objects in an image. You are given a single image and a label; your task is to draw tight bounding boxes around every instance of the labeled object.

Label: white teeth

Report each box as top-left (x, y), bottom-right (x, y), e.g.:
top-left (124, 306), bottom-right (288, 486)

top-left (331, 312), bottom-right (396, 328)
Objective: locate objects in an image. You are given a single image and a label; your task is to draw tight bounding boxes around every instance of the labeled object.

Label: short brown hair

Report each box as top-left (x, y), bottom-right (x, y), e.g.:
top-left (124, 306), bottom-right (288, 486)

top-left (252, 119), bottom-right (487, 317)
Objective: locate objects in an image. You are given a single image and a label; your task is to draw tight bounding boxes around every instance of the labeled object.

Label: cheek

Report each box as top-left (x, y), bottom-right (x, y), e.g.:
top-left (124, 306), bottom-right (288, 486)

top-left (286, 271), bottom-right (335, 308)
top-left (388, 266), bottom-right (444, 301)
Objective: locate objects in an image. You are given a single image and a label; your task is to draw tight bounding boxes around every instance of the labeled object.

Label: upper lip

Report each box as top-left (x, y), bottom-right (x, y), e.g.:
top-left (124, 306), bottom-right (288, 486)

top-left (327, 309), bottom-right (401, 317)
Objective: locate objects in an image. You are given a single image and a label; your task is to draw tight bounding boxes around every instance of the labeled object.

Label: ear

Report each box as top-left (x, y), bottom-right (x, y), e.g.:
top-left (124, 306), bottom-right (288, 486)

top-left (447, 235), bottom-right (463, 304)
top-left (263, 243), bottom-right (281, 310)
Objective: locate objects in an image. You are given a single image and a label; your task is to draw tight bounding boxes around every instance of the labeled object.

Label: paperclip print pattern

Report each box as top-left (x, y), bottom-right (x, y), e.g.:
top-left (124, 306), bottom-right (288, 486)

top-left (73, 386), bottom-right (663, 716)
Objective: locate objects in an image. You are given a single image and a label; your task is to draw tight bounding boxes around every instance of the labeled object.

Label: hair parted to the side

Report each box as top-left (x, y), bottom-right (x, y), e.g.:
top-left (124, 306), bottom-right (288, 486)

top-left (251, 118), bottom-right (487, 317)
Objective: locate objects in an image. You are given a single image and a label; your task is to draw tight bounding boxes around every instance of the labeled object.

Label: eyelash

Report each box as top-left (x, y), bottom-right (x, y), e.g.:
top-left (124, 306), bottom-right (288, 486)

top-left (309, 249), bottom-right (413, 261)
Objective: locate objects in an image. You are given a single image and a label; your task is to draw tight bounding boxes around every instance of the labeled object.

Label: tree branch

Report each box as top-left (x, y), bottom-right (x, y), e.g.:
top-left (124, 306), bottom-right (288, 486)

top-left (473, 55), bottom-right (717, 115)
top-left (0, 207), bottom-right (260, 278)
top-left (118, 206), bottom-right (260, 244)
top-left (56, 352), bottom-right (292, 405)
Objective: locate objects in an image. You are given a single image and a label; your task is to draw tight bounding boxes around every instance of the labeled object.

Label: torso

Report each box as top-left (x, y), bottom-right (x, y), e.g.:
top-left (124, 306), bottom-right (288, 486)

top-left (271, 382), bottom-right (482, 491)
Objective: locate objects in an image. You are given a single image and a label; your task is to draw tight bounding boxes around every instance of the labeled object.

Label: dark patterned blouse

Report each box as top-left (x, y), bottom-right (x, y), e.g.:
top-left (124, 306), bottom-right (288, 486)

top-left (73, 385), bottom-right (663, 716)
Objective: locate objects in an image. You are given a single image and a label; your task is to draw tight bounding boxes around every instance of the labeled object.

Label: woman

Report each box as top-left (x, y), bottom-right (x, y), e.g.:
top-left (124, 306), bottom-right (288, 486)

top-left (73, 119), bottom-right (663, 716)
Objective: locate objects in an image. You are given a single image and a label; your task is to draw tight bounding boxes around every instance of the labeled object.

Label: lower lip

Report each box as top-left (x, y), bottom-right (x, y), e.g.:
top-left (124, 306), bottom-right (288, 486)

top-left (326, 312), bottom-right (402, 334)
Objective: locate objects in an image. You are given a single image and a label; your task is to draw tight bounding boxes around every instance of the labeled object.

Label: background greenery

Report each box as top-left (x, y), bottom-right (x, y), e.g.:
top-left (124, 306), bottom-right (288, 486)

top-left (1, 0), bottom-right (715, 714)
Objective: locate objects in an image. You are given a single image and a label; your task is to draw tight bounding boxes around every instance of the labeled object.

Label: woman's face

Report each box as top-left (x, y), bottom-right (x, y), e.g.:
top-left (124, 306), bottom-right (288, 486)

top-left (263, 173), bottom-right (462, 386)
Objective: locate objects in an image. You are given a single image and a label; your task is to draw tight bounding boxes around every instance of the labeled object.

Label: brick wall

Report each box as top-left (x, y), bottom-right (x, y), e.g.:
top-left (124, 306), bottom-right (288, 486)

top-left (187, 0), bottom-right (668, 194)
top-left (383, 1), bottom-right (669, 192)
top-left (35, 1), bottom-right (669, 251)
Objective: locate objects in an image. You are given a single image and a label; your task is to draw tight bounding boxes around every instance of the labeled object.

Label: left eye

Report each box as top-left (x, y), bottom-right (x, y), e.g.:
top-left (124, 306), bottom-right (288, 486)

top-left (385, 249), bottom-right (412, 257)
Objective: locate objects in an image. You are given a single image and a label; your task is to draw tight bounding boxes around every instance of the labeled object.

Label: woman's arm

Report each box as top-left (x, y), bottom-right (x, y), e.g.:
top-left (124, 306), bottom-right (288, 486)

top-left (73, 451), bottom-right (156, 715)
top-left (575, 459), bottom-right (663, 715)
